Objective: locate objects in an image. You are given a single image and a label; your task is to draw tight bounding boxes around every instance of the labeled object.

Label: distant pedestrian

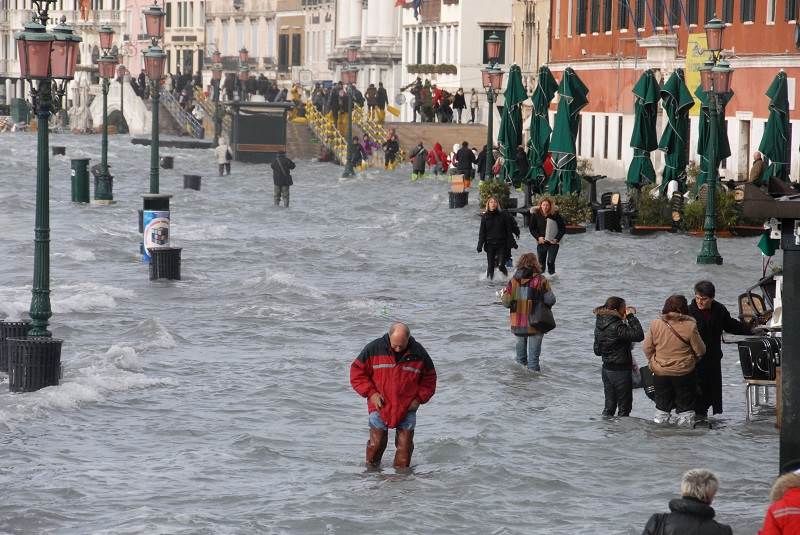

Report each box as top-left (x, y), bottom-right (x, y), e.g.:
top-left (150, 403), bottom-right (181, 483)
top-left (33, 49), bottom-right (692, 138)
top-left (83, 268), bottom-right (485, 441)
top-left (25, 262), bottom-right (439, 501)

top-left (214, 138), bottom-right (232, 176)
top-left (469, 88), bottom-right (479, 123)
top-left (350, 136), bottom-right (366, 170)
top-left (642, 469), bottom-right (732, 535)
top-left (477, 196), bottom-right (513, 280)
top-left (427, 142), bottom-right (449, 176)
top-left (376, 82), bottom-right (389, 123)
top-left (271, 152), bottom-right (296, 207)
top-left (350, 322), bottom-right (437, 469)
top-left (749, 151), bottom-right (766, 184)
top-left (365, 83), bottom-right (378, 120)
top-left (382, 134), bottom-right (400, 169)
top-left (643, 295), bottom-right (706, 426)
top-left (409, 142), bottom-right (427, 180)
top-left (500, 253), bottom-right (554, 372)
top-left (476, 145), bottom-right (488, 180)
top-left (515, 145), bottom-right (529, 186)
top-left (455, 141), bottom-right (476, 179)
top-left (453, 88), bottom-right (466, 123)
top-left (593, 296), bottom-right (644, 417)
top-left (759, 465), bottom-right (800, 534)
top-left (528, 197), bottom-right (566, 276)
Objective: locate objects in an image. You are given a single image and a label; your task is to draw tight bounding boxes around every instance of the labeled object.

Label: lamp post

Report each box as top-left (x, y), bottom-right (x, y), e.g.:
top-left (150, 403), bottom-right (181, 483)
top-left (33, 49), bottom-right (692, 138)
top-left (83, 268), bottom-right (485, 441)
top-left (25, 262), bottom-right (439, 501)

top-left (94, 24), bottom-right (116, 204)
top-left (482, 33), bottom-right (504, 180)
top-left (696, 16), bottom-right (733, 265)
top-left (14, 6), bottom-right (80, 347)
top-left (238, 47), bottom-right (249, 100)
top-left (115, 45), bottom-right (130, 134)
top-left (210, 49), bottom-right (223, 147)
top-left (143, 1), bottom-right (166, 194)
top-left (341, 45), bottom-right (359, 178)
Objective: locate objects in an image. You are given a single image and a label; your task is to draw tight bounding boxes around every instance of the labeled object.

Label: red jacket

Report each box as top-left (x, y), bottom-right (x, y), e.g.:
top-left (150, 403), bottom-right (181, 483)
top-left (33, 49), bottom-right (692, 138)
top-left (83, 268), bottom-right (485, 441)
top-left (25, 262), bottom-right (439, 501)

top-left (350, 334), bottom-right (437, 428)
top-left (761, 475), bottom-right (800, 535)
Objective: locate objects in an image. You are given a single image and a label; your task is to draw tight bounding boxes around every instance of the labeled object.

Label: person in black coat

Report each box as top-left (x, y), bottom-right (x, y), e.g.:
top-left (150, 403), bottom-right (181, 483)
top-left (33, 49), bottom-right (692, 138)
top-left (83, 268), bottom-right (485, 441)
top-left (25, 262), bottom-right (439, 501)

top-left (593, 296), bottom-right (644, 417)
top-left (528, 197), bottom-right (566, 275)
top-left (642, 469), bottom-right (732, 535)
top-left (382, 134), bottom-right (399, 168)
top-left (515, 146), bottom-right (530, 187)
top-left (477, 196), bottom-right (513, 280)
top-left (476, 145), bottom-right (488, 180)
top-left (689, 280), bottom-right (755, 418)
top-left (452, 88), bottom-right (467, 123)
top-left (455, 141), bottom-right (476, 179)
top-left (271, 152), bottom-right (296, 207)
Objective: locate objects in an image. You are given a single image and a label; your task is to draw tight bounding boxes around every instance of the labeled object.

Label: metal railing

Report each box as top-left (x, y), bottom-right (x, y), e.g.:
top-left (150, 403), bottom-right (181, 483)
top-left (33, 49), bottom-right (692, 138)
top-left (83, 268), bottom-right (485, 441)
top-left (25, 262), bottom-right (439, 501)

top-left (352, 105), bottom-right (405, 161)
top-left (159, 88), bottom-right (204, 138)
top-left (192, 87), bottom-right (231, 137)
top-left (305, 102), bottom-right (347, 165)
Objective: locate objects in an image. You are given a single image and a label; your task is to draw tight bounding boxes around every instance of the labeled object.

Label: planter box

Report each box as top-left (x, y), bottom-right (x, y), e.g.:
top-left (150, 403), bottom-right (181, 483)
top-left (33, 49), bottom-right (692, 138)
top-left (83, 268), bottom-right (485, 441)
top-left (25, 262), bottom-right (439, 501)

top-left (687, 230), bottom-right (733, 238)
top-left (731, 225), bottom-right (765, 237)
top-left (631, 225), bottom-right (676, 235)
top-left (565, 224), bottom-right (587, 234)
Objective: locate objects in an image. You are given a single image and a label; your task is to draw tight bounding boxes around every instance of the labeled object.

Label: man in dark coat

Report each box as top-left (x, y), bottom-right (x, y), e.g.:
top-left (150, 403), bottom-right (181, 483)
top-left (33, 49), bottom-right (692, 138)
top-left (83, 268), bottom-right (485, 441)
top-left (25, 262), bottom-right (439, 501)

top-left (689, 280), bottom-right (755, 418)
top-left (642, 469), bottom-right (732, 535)
top-left (270, 152), bottom-right (296, 207)
top-left (455, 141), bottom-right (476, 179)
top-left (376, 82), bottom-right (388, 113)
top-left (476, 145), bottom-right (488, 180)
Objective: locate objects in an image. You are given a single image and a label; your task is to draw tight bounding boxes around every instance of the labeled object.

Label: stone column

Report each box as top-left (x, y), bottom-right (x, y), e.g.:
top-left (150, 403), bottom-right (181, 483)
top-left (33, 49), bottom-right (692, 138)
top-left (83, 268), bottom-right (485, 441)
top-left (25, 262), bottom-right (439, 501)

top-left (376, 0), bottom-right (396, 44)
top-left (365, 0), bottom-right (380, 43)
top-left (350, 0), bottom-right (363, 43)
top-left (336, 0), bottom-right (351, 44)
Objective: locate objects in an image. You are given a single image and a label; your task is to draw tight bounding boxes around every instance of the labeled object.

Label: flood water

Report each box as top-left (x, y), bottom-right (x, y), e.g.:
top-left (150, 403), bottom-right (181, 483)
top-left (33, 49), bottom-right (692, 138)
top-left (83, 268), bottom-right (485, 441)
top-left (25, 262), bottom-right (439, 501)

top-left (0, 132), bottom-right (780, 534)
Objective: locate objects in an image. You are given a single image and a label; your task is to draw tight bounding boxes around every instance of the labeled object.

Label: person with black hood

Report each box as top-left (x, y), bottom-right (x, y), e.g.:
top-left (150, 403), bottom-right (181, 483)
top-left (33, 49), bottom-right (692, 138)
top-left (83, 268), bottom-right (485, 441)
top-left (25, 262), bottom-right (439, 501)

top-left (515, 145), bottom-right (530, 186)
top-left (529, 197), bottom-right (566, 276)
top-left (593, 296), bottom-right (644, 417)
top-left (455, 141), bottom-right (476, 179)
top-left (477, 196), bottom-right (514, 280)
top-left (642, 469), bottom-right (732, 535)
top-left (689, 280), bottom-right (756, 421)
top-left (271, 152), bottom-right (296, 207)
top-left (476, 145), bottom-right (488, 180)
top-left (382, 134), bottom-right (400, 169)
top-left (409, 142), bottom-right (427, 179)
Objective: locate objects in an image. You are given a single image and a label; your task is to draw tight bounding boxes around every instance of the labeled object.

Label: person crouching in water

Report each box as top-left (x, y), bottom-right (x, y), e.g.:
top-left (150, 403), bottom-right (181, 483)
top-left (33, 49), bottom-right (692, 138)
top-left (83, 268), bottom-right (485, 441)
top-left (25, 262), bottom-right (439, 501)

top-left (593, 296), bottom-right (644, 417)
top-left (643, 295), bottom-right (706, 426)
top-left (477, 196), bottom-right (514, 280)
top-left (500, 253), bottom-right (554, 372)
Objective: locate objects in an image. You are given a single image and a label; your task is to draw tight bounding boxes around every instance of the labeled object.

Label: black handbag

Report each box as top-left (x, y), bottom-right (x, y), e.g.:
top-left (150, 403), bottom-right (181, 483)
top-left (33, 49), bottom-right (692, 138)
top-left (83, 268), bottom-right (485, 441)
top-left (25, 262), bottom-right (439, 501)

top-left (640, 365), bottom-right (656, 401)
top-left (529, 300), bottom-right (555, 332)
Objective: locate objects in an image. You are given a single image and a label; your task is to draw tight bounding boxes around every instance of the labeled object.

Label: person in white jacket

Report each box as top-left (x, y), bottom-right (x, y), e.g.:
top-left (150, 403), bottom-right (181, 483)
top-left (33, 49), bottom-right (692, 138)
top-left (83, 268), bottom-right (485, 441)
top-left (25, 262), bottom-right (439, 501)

top-left (214, 139), bottom-right (232, 176)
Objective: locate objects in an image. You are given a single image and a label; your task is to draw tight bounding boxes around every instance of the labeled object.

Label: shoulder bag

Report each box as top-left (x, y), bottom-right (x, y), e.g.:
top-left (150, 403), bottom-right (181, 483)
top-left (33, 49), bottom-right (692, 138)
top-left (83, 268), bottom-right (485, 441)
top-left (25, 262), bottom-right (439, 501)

top-left (528, 276), bottom-right (556, 333)
top-left (661, 319), bottom-right (697, 358)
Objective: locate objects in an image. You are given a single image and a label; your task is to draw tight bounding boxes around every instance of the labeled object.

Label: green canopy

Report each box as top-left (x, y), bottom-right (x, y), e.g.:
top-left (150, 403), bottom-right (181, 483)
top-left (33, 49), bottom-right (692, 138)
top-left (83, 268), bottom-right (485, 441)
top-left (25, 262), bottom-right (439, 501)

top-left (658, 69), bottom-right (695, 194)
top-left (758, 71), bottom-right (790, 186)
top-left (525, 66), bottom-right (558, 191)
top-left (498, 64), bottom-right (527, 185)
top-left (695, 85), bottom-right (732, 191)
top-left (548, 67), bottom-right (589, 194)
top-left (626, 69), bottom-right (661, 189)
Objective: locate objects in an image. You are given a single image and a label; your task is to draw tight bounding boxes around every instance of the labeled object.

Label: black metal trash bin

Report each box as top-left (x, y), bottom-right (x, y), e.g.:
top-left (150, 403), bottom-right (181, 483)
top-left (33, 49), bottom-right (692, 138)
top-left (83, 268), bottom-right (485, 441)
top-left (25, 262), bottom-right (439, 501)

top-left (449, 191), bottom-right (469, 209)
top-left (160, 156), bottom-right (174, 169)
top-left (70, 158), bottom-right (90, 203)
top-left (7, 337), bottom-right (62, 392)
top-left (0, 320), bottom-right (31, 373)
top-left (51, 146), bottom-right (65, 156)
top-left (149, 247), bottom-right (182, 280)
top-left (183, 175), bottom-right (201, 190)
top-left (596, 208), bottom-right (621, 232)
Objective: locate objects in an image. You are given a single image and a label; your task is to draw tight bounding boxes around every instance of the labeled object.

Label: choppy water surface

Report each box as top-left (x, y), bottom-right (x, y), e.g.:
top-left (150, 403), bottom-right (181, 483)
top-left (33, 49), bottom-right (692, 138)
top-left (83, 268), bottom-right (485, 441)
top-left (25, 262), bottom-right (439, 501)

top-left (0, 132), bottom-right (779, 534)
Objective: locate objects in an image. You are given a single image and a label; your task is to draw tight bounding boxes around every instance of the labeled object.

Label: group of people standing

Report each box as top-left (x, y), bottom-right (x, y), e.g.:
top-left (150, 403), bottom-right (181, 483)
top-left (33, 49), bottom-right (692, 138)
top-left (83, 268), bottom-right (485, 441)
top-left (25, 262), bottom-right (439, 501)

top-left (405, 78), bottom-right (479, 124)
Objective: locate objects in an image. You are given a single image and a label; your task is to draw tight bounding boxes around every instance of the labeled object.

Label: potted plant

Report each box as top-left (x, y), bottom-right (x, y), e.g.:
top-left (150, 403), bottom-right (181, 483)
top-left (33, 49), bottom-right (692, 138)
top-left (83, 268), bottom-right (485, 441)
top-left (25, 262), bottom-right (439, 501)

top-left (682, 187), bottom-right (763, 237)
top-left (479, 180), bottom-right (511, 211)
top-left (629, 185), bottom-right (675, 234)
top-left (531, 193), bottom-right (591, 233)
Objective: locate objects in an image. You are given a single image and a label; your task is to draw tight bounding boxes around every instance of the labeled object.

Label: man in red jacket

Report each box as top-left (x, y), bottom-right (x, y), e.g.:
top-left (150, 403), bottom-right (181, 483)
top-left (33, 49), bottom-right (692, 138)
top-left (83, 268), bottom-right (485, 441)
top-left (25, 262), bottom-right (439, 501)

top-left (760, 468), bottom-right (800, 534)
top-left (350, 323), bottom-right (437, 469)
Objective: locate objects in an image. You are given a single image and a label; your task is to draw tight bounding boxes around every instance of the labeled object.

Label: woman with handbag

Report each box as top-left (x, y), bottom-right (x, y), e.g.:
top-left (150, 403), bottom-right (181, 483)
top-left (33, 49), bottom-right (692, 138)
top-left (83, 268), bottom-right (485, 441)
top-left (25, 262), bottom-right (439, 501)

top-left (642, 295), bottom-right (706, 427)
top-left (500, 253), bottom-right (555, 372)
top-left (593, 296), bottom-right (644, 417)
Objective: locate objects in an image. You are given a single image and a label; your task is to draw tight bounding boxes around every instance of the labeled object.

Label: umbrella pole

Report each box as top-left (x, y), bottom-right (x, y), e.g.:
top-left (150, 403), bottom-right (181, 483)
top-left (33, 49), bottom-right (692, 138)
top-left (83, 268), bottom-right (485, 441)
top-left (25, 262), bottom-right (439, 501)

top-left (697, 91), bottom-right (723, 265)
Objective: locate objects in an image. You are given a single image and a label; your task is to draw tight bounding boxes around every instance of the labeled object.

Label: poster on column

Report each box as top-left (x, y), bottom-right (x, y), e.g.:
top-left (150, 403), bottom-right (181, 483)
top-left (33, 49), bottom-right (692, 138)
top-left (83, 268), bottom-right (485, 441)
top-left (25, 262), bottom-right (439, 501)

top-left (143, 210), bottom-right (170, 262)
top-left (685, 33), bottom-right (712, 117)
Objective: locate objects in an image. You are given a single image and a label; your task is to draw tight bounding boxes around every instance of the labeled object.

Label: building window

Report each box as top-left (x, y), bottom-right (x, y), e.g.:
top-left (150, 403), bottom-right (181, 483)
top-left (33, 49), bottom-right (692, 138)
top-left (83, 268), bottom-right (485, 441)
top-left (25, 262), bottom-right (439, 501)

top-left (687, 0), bottom-right (698, 23)
top-left (481, 28), bottom-right (506, 63)
top-left (416, 31), bottom-right (422, 64)
top-left (291, 34), bottom-right (301, 66)
top-left (705, 0), bottom-right (716, 20)
top-left (591, 0), bottom-right (600, 31)
top-left (603, 0), bottom-right (612, 30)
top-left (252, 23), bottom-right (259, 56)
top-left (432, 27), bottom-right (437, 63)
top-left (617, 116), bottom-right (623, 160)
top-left (635, 0), bottom-right (646, 27)
top-left (722, 0), bottom-right (733, 21)
top-left (278, 34), bottom-right (289, 70)
top-left (577, 0), bottom-right (588, 33)
top-left (165, 2), bottom-right (172, 28)
top-left (740, 0), bottom-right (755, 20)
top-left (766, 0), bottom-right (775, 21)
top-left (618, 0), bottom-right (629, 28)
top-left (785, 0), bottom-right (797, 20)
top-left (654, 0), bottom-right (665, 26)
top-left (670, 0), bottom-right (681, 24)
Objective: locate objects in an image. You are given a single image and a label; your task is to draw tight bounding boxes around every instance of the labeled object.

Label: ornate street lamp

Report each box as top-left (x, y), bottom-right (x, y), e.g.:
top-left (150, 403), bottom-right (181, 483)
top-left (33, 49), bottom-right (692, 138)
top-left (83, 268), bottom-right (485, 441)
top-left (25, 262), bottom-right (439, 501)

top-left (238, 47), bottom-right (249, 63)
top-left (94, 24), bottom-right (116, 204)
top-left (115, 49), bottom-right (129, 134)
top-left (696, 16), bottom-right (734, 265)
top-left (210, 53), bottom-right (223, 146)
top-left (482, 32), bottom-right (504, 180)
top-left (142, 1), bottom-right (165, 195)
top-left (10, 4), bottom-right (81, 390)
top-left (341, 46), bottom-right (359, 178)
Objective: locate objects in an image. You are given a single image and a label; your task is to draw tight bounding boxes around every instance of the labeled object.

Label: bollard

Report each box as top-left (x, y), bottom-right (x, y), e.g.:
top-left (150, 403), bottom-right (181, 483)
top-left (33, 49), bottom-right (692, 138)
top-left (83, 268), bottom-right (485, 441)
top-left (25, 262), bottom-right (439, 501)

top-left (0, 320), bottom-right (31, 373)
top-left (70, 158), bottom-right (90, 203)
top-left (51, 146), bottom-right (65, 156)
top-left (141, 194), bottom-right (172, 263)
top-left (7, 337), bottom-right (63, 392)
top-left (448, 191), bottom-right (469, 209)
top-left (183, 174), bottom-right (201, 191)
top-left (149, 247), bottom-right (182, 280)
top-left (159, 156), bottom-right (174, 169)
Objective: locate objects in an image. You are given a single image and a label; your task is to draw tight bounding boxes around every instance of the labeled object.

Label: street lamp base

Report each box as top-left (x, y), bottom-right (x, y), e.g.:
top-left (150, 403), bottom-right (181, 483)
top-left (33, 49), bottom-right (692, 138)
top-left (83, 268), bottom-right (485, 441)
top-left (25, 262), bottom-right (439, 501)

top-left (90, 199), bottom-right (116, 205)
top-left (697, 237), bottom-right (724, 265)
top-left (697, 254), bottom-right (723, 265)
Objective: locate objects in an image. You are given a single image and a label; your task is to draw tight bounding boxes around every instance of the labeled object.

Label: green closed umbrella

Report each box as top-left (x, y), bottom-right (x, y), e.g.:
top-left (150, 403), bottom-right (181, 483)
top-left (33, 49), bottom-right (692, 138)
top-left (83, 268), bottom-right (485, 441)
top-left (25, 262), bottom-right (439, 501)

top-left (525, 66), bottom-right (558, 191)
top-left (758, 71), bottom-right (790, 186)
top-left (658, 69), bottom-right (695, 194)
top-left (695, 85), bottom-right (732, 191)
top-left (548, 68), bottom-right (589, 195)
top-left (498, 64), bottom-right (527, 185)
top-left (626, 69), bottom-right (661, 189)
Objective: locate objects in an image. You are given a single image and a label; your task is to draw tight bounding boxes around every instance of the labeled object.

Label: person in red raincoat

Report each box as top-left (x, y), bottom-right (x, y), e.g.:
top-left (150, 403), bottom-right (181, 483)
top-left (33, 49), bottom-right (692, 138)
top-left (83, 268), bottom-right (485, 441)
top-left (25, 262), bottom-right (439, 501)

top-left (350, 323), bottom-right (437, 469)
top-left (426, 142), bottom-right (450, 176)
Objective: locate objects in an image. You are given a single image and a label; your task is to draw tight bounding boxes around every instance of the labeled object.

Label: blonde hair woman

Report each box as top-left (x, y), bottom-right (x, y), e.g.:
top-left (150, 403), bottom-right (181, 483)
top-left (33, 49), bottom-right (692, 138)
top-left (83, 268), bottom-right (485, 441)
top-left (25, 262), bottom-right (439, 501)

top-left (477, 196), bottom-right (514, 280)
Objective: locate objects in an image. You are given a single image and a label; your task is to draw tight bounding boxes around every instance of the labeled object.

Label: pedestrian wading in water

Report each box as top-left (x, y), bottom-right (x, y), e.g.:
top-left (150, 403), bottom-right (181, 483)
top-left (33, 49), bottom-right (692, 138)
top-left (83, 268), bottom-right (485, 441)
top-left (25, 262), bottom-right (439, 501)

top-left (271, 152), bottom-right (296, 207)
top-left (350, 323), bottom-right (437, 469)
top-left (500, 253), bottom-right (555, 372)
top-left (593, 296), bottom-right (644, 417)
top-left (643, 294), bottom-right (706, 427)
top-left (478, 196), bottom-right (515, 280)
top-left (529, 197), bottom-right (566, 276)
